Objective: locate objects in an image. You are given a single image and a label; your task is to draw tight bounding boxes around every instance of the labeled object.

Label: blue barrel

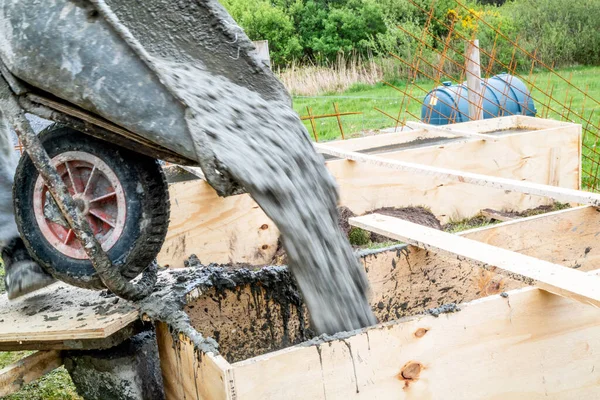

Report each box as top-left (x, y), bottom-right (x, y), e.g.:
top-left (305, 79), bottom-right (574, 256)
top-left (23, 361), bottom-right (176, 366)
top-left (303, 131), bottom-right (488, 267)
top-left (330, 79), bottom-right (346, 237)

top-left (421, 74), bottom-right (536, 125)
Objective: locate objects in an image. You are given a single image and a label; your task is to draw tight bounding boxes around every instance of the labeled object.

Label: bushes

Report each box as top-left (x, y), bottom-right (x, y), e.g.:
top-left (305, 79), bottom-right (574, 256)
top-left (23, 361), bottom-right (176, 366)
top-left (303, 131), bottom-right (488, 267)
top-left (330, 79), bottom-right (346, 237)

top-left (221, 0), bottom-right (302, 65)
top-left (503, 0), bottom-right (600, 67)
top-left (222, 0), bottom-right (388, 67)
top-left (220, 0), bottom-right (466, 68)
top-left (310, 0), bottom-right (386, 59)
top-left (221, 0), bottom-right (600, 70)
top-left (288, 0), bottom-right (387, 63)
top-left (447, 0), bottom-right (600, 72)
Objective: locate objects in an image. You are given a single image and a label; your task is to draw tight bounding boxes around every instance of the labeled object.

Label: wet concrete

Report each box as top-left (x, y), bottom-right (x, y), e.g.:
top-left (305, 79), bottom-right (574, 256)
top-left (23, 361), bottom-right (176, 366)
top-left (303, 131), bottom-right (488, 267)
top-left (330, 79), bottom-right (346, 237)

top-left (425, 303), bottom-right (461, 317)
top-left (93, 0), bottom-right (376, 335)
top-left (183, 264), bottom-right (312, 362)
top-left (135, 264), bottom-right (307, 356)
top-left (65, 330), bottom-right (165, 400)
top-left (154, 60), bottom-right (376, 335)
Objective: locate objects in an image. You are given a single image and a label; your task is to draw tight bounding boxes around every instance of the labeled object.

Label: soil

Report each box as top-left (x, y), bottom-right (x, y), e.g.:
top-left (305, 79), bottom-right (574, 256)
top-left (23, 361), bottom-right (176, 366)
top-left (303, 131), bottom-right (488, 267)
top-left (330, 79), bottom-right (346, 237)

top-left (443, 215), bottom-right (490, 232)
top-left (366, 206), bottom-right (442, 243)
top-left (444, 203), bottom-right (571, 232)
top-left (271, 205), bottom-right (441, 261)
top-left (483, 203), bottom-right (570, 220)
top-left (337, 206), bottom-right (357, 237)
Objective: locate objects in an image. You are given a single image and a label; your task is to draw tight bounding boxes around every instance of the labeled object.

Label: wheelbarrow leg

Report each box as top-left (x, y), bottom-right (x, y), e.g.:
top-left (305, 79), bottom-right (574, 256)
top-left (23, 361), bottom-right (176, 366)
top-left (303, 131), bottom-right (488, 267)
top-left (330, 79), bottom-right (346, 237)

top-left (0, 76), bottom-right (156, 301)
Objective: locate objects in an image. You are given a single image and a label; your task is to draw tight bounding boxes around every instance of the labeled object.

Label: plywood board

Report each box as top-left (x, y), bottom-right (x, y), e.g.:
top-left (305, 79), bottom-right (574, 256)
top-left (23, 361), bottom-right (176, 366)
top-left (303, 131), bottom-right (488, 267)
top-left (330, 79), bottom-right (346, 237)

top-left (184, 285), bottom-right (308, 363)
top-left (158, 180), bottom-right (279, 268)
top-left (447, 114), bottom-right (562, 132)
top-left (324, 129), bottom-right (454, 153)
top-left (159, 123), bottom-right (580, 267)
top-left (325, 116), bottom-right (574, 152)
top-left (364, 205), bottom-right (600, 322)
top-left (351, 213), bottom-right (600, 308)
top-left (156, 322), bottom-right (234, 400)
top-left (405, 121), bottom-right (495, 139)
top-left (0, 283), bottom-right (138, 350)
top-left (327, 125), bottom-right (581, 220)
top-left (231, 285), bottom-right (600, 399)
top-left (157, 205), bottom-right (600, 399)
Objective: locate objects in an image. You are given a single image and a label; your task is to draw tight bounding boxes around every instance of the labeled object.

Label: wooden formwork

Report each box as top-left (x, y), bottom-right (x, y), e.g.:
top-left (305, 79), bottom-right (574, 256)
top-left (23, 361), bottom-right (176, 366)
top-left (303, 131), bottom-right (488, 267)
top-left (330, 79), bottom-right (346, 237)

top-left (0, 116), bottom-right (591, 398)
top-left (156, 205), bottom-right (600, 400)
top-left (149, 116), bottom-right (600, 399)
top-left (158, 115), bottom-right (581, 268)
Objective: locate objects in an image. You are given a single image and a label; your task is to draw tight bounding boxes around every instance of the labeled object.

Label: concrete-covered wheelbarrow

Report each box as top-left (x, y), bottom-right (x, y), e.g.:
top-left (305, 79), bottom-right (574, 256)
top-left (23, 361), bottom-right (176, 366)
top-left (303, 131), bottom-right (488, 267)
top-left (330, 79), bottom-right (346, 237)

top-left (0, 0), bottom-right (290, 299)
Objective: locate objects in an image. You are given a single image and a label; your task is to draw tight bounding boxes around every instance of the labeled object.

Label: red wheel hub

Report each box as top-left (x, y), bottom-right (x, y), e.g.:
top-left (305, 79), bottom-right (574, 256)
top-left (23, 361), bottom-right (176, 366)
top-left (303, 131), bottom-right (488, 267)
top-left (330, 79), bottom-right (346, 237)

top-left (33, 151), bottom-right (127, 260)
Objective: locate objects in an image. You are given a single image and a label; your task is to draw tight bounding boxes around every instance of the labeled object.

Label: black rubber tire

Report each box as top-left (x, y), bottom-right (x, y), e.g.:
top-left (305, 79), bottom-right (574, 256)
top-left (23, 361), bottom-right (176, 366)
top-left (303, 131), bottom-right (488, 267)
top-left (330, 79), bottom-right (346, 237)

top-left (13, 125), bottom-right (170, 289)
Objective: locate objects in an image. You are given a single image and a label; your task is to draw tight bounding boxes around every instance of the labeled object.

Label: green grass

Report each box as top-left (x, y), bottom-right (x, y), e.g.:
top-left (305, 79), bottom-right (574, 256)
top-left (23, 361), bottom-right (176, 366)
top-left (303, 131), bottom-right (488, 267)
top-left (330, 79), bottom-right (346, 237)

top-left (443, 216), bottom-right (498, 233)
top-left (292, 65), bottom-right (600, 187)
top-left (293, 80), bottom-right (422, 142)
top-left (0, 260), bottom-right (81, 400)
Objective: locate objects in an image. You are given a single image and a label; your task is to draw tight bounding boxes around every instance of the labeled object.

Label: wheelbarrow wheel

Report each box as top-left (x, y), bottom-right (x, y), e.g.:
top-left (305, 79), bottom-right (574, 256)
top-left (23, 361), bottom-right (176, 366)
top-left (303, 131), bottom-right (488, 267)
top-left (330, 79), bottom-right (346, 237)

top-left (13, 125), bottom-right (170, 289)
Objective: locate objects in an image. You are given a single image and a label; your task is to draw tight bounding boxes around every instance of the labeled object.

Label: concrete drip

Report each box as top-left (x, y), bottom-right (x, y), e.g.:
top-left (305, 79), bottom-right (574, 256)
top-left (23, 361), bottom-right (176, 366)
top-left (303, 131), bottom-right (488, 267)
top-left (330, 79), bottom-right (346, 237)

top-left (135, 265), bottom-right (306, 356)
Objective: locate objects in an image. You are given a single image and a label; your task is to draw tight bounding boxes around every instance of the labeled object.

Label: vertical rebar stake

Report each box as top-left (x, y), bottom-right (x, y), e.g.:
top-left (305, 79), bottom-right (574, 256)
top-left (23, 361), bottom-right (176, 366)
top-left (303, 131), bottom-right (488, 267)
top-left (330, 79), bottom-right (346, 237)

top-left (333, 103), bottom-right (346, 140)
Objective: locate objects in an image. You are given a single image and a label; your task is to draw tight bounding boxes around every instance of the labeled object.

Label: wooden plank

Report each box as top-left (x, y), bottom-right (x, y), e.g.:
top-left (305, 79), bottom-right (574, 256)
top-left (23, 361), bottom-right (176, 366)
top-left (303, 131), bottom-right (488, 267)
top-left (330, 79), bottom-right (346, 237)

top-left (315, 140), bottom-right (596, 206)
top-left (0, 283), bottom-right (138, 349)
top-left (351, 213), bottom-right (600, 308)
top-left (429, 115), bottom-right (576, 133)
top-left (0, 351), bottom-right (63, 397)
top-left (327, 115), bottom-right (567, 152)
top-left (405, 121), bottom-right (495, 139)
top-left (156, 322), bottom-right (234, 400)
top-left (159, 125), bottom-right (580, 266)
top-left (459, 205), bottom-right (600, 271)
top-left (156, 323), bottom-right (183, 400)
top-left (328, 125), bottom-right (580, 220)
top-left (517, 114), bottom-right (575, 130)
top-left (365, 205), bottom-right (600, 322)
top-left (452, 113), bottom-right (519, 132)
top-left (164, 205), bottom-right (600, 399)
top-left (231, 285), bottom-right (600, 399)
top-left (443, 114), bottom-right (576, 133)
top-left (323, 129), bottom-right (450, 152)
top-left (185, 284), bottom-right (308, 364)
top-left (548, 147), bottom-right (562, 187)
top-left (158, 180), bottom-right (279, 268)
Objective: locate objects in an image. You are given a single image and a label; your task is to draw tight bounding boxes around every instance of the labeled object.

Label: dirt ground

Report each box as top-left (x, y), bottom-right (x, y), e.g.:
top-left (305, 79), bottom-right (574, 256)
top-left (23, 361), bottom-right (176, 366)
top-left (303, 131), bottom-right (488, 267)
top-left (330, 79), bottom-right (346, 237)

top-left (482, 203), bottom-right (570, 219)
top-left (271, 205), bottom-right (442, 263)
top-left (444, 202), bottom-right (571, 232)
top-left (365, 206), bottom-right (442, 243)
top-left (268, 202), bottom-right (572, 264)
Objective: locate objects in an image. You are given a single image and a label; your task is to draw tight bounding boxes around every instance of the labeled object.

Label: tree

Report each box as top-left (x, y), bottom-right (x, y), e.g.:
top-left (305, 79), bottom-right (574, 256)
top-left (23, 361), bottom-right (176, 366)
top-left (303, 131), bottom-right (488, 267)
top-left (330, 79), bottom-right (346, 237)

top-left (221, 0), bottom-right (303, 66)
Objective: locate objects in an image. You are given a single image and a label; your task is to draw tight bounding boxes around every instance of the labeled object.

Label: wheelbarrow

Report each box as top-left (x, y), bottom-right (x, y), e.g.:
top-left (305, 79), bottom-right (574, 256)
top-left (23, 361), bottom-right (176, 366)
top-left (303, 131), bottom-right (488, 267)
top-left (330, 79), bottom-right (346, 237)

top-left (0, 0), bottom-right (289, 300)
